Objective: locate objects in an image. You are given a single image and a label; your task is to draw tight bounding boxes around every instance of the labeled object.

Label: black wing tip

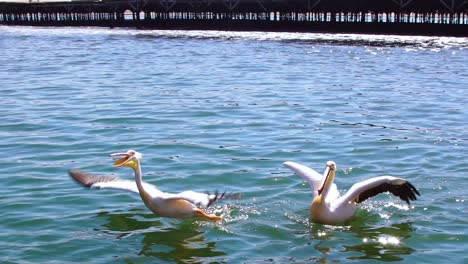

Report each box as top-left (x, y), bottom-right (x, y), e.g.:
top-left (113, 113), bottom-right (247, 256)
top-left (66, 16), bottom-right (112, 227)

top-left (206, 190), bottom-right (242, 207)
top-left (401, 181), bottom-right (421, 205)
top-left (226, 192), bottom-right (243, 200)
top-left (406, 181), bottom-right (421, 196)
top-left (68, 168), bottom-right (83, 176)
top-left (356, 179), bottom-right (420, 205)
top-left (68, 169), bottom-right (93, 187)
top-left (68, 169), bottom-right (117, 188)
top-left (206, 191), bottom-right (225, 208)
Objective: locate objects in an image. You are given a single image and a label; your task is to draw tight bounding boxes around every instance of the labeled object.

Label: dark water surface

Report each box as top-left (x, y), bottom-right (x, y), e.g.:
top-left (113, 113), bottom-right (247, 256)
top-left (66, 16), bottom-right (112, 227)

top-left (0, 26), bottom-right (467, 263)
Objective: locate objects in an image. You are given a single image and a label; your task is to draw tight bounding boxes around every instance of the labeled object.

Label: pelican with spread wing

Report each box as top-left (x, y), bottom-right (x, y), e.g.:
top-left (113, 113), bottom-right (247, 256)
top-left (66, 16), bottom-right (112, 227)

top-left (70, 150), bottom-right (225, 221)
top-left (283, 161), bottom-right (420, 225)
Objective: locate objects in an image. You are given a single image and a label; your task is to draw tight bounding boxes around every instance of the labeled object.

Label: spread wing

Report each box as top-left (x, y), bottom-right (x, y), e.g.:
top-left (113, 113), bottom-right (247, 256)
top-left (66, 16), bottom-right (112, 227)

top-left (283, 161), bottom-right (339, 200)
top-left (69, 169), bottom-right (163, 197)
top-left (335, 176), bottom-right (420, 206)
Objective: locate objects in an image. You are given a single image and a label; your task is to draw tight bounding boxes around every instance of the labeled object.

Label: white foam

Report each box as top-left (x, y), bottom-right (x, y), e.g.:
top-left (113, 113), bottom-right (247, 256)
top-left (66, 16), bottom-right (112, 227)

top-left (2, 25), bottom-right (467, 49)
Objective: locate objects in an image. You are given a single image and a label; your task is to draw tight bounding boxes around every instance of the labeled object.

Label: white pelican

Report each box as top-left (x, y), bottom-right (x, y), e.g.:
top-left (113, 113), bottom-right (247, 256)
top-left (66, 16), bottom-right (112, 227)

top-left (70, 150), bottom-right (225, 221)
top-left (283, 161), bottom-right (420, 225)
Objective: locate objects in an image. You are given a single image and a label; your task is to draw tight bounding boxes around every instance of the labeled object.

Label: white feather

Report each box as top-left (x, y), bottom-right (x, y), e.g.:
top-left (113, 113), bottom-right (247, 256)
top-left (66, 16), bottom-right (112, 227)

top-left (283, 161), bottom-right (340, 201)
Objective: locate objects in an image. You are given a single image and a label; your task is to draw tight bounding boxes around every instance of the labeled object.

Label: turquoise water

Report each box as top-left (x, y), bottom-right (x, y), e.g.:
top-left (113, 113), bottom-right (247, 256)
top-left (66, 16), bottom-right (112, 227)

top-left (0, 26), bottom-right (467, 263)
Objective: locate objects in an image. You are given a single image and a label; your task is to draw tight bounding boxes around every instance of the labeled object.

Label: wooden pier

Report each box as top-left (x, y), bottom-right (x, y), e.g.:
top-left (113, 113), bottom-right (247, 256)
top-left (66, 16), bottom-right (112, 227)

top-left (1, 0), bottom-right (468, 36)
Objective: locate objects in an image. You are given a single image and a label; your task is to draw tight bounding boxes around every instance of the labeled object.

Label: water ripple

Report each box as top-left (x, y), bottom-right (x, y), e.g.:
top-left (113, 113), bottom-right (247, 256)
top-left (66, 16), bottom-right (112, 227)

top-left (0, 26), bottom-right (467, 263)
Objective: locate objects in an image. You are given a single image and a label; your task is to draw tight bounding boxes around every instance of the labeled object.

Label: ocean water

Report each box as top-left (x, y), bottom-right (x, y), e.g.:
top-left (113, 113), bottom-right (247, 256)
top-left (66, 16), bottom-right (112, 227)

top-left (0, 26), bottom-right (467, 263)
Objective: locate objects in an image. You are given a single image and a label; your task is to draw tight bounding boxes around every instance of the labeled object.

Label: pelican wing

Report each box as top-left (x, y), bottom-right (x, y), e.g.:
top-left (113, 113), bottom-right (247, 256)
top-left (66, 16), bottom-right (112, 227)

top-left (335, 176), bottom-right (420, 206)
top-left (164, 191), bottom-right (226, 208)
top-left (69, 169), bottom-right (162, 197)
top-left (283, 161), bottom-right (339, 199)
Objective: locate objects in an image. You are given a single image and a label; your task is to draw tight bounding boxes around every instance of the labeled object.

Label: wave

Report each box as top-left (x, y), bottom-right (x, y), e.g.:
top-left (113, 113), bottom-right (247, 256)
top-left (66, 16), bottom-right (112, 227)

top-left (2, 25), bottom-right (468, 49)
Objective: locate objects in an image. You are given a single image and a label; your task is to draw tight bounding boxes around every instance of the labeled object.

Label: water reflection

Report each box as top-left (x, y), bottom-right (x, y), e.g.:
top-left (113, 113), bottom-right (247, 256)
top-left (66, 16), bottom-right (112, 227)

top-left (345, 222), bottom-right (415, 261)
top-left (309, 217), bottom-right (416, 262)
top-left (97, 210), bottom-right (226, 263)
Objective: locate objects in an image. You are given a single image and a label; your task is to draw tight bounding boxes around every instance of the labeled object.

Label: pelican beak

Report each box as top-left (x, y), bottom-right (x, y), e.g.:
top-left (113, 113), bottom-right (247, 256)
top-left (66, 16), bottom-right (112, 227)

top-left (318, 161), bottom-right (335, 196)
top-left (110, 152), bottom-right (132, 167)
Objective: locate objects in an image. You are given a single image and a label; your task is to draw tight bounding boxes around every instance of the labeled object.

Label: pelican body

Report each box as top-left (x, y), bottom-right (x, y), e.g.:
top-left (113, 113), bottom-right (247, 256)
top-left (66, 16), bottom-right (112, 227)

top-left (70, 150), bottom-right (224, 221)
top-left (284, 161), bottom-right (420, 225)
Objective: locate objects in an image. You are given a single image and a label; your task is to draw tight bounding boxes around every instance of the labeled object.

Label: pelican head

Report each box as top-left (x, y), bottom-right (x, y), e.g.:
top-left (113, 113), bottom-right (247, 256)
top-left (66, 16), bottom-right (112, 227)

top-left (110, 149), bottom-right (143, 170)
top-left (318, 161), bottom-right (336, 196)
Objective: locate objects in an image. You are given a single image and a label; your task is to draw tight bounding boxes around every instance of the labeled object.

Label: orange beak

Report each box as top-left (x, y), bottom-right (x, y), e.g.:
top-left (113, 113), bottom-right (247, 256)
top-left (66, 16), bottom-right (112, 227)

top-left (110, 152), bottom-right (132, 167)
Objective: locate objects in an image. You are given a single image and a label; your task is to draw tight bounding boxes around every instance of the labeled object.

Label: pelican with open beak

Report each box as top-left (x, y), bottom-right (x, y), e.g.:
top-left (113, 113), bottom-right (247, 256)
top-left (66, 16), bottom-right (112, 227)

top-left (69, 150), bottom-right (225, 221)
top-left (283, 161), bottom-right (420, 225)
